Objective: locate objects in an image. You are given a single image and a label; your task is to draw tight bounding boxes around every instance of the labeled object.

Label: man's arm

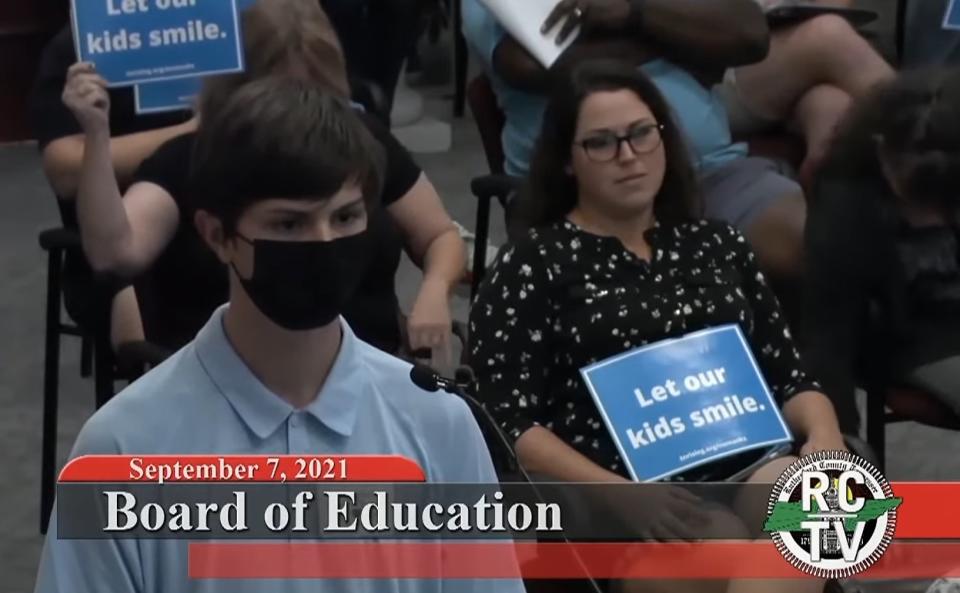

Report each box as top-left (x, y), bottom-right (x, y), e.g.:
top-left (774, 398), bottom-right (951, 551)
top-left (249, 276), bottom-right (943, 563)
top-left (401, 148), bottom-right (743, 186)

top-left (630, 0), bottom-right (769, 68)
top-left (491, 0), bottom-right (769, 95)
top-left (493, 35), bottom-right (650, 94)
top-left (41, 121), bottom-right (196, 199)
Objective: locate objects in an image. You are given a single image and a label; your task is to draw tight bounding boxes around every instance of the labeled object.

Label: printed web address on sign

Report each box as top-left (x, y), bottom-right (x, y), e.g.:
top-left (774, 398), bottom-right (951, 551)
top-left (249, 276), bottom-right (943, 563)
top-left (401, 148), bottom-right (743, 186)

top-left (679, 436), bottom-right (748, 463)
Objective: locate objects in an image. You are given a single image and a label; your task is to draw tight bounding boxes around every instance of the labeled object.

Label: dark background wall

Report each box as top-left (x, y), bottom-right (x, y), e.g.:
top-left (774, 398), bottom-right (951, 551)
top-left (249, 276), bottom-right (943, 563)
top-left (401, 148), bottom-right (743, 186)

top-left (0, 0), bottom-right (69, 142)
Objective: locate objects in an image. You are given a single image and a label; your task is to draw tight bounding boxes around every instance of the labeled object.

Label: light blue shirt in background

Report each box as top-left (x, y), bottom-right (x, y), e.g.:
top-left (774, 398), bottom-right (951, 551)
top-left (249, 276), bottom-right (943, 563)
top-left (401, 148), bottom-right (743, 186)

top-left (34, 306), bottom-right (525, 593)
top-left (461, 0), bottom-right (748, 177)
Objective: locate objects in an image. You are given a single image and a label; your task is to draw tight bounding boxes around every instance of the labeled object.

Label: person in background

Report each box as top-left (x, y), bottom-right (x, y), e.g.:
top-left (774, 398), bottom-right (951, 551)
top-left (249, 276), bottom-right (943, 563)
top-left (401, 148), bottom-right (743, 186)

top-left (64, 0), bottom-right (465, 365)
top-left (469, 61), bottom-right (845, 593)
top-left (717, 0), bottom-right (894, 187)
top-left (462, 0), bottom-right (810, 303)
top-left (802, 67), bottom-right (960, 435)
top-left (30, 25), bottom-right (197, 347)
top-left (34, 77), bottom-right (522, 593)
top-left (320, 0), bottom-right (424, 110)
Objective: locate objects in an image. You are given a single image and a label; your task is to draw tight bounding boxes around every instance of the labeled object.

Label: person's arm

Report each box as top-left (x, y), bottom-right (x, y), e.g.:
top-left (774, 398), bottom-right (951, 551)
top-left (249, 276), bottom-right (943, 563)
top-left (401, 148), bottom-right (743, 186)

top-left (388, 173), bottom-right (467, 361)
top-left (492, 35), bottom-right (651, 94)
top-left (64, 63), bottom-right (181, 277)
top-left (491, 0), bottom-right (769, 94)
top-left (41, 59), bottom-right (195, 199)
top-left (42, 121), bottom-right (196, 199)
top-left (723, 223), bottom-right (845, 449)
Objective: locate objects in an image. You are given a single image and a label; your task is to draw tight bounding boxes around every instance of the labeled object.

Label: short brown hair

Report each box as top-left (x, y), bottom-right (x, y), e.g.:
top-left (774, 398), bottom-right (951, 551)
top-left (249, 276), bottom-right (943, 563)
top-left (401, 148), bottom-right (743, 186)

top-left (190, 77), bottom-right (385, 234)
top-left (198, 0), bottom-right (350, 116)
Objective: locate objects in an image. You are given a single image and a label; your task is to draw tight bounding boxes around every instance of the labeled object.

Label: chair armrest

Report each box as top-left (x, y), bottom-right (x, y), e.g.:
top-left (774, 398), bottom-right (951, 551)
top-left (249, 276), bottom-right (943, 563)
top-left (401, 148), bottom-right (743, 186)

top-left (38, 227), bottom-right (81, 252)
top-left (471, 174), bottom-right (522, 201)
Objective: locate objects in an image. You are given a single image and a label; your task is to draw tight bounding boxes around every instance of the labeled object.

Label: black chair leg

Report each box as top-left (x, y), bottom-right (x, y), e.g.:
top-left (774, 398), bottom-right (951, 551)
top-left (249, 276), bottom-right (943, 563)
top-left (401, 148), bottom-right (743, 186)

top-left (40, 248), bottom-right (63, 535)
top-left (94, 327), bottom-right (115, 409)
top-left (452, 0), bottom-right (468, 118)
top-left (80, 334), bottom-right (93, 378)
top-left (471, 195), bottom-right (492, 300)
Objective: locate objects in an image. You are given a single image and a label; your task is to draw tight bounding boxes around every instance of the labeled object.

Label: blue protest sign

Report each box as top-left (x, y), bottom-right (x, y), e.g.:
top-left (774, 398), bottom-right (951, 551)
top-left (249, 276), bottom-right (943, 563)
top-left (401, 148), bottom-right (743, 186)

top-left (580, 324), bottom-right (793, 482)
top-left (945, 0), bottom-right (960, 30)
top-left (71, 0), bottom-right (245, 86)
top-left (135, 76), bottom-right (201, 113)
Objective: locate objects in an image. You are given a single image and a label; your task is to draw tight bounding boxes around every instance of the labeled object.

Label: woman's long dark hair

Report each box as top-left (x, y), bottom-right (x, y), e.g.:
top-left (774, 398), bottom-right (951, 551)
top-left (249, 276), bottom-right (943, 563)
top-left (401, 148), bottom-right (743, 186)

top-left (519, 59), bottom-right (701, 229)
top-left (819, 67), bottom-right (960, 204)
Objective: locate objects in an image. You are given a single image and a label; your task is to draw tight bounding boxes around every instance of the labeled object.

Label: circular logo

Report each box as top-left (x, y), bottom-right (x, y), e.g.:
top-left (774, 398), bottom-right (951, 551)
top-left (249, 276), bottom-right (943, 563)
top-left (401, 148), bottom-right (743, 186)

top-left (764, 450), bottom-right (901, 579)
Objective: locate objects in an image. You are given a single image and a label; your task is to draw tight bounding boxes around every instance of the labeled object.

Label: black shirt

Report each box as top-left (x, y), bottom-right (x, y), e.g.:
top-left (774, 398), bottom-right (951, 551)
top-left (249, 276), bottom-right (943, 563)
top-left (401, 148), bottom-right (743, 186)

top-left (469, 219), bottom-right (818, 479)
top-left (131, 114), bottom-right (421, 354)
top-left (802, 176), bottom-right (960, 433)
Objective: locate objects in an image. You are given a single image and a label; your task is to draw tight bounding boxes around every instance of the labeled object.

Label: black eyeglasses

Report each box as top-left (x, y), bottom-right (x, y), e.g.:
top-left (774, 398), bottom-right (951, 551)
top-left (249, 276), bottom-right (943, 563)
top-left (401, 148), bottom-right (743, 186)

top-left (576, 123), bottom-right (665, 163)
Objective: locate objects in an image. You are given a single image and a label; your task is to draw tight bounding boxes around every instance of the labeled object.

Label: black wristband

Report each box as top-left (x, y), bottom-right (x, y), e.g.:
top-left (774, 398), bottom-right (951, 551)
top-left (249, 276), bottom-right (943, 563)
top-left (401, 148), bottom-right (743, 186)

top-left (627, 0), bottom-right (646, 31)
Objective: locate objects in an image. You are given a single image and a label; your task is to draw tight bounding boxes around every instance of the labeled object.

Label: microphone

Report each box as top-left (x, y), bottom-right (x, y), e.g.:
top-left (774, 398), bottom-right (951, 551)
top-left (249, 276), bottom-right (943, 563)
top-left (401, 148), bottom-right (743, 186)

top-left (410, 365), bottom-right (521, 475)
top-left (409, 364), bottom-right (606, 593)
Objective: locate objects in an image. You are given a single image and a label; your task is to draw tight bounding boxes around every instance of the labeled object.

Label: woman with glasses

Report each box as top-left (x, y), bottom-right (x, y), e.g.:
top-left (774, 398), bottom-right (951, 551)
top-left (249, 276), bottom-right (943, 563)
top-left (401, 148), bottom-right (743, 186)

top-left (469, 62), bottom-right (844, 591)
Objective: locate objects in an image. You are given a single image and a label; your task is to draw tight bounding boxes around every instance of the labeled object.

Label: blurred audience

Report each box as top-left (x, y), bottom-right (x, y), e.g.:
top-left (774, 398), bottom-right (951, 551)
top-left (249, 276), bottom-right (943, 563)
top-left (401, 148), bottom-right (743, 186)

top-left (802, 67), bottom-right (960, 434)
top-left (462, 0), bottom-right (811, 295)
top-left (62, 0), bottom-right (465, 364)
top-left (718, 0), bottom-right (894, 186)
top-left (320, 0), bottom-right (425, 110)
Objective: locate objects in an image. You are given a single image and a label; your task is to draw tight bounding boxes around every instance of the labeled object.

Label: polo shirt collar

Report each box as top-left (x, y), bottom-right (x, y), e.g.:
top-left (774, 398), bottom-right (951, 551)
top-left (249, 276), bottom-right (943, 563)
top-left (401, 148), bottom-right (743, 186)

top-left (194, 306), bottom-right (367, 439)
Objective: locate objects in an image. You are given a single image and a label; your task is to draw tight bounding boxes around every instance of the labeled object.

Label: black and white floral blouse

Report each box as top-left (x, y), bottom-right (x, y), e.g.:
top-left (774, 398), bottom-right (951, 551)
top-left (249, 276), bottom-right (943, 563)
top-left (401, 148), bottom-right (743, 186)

top-left (468, 218), bottom-right (820, 477)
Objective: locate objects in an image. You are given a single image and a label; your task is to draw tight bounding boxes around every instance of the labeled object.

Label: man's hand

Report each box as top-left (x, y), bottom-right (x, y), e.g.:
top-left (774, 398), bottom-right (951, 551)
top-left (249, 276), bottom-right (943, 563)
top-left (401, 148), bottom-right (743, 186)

top-left (607, 484), bottom-right (712, 541)
top-left (542, 0), bottom-right (631, 44)
top-left (62, 62), bottom-right (111, 135)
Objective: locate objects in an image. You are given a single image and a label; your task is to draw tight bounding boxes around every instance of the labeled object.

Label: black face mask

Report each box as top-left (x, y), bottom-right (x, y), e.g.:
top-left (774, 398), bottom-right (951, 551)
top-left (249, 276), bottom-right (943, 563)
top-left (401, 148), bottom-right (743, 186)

top-left (231, 232), bottom-right (369, 331)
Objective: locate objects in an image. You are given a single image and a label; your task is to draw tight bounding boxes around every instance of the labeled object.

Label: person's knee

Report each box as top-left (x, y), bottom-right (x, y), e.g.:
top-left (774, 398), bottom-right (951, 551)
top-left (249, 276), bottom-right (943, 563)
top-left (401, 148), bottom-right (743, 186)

top-left (794, 14), bottom-right (859, 52)
top-left (744, 191), bottom-right (807, 281)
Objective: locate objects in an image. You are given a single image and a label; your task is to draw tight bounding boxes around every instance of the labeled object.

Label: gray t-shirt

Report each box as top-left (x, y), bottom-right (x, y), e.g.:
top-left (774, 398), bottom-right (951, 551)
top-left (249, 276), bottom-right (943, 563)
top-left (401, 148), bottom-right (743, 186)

top-left (903, 0), bottom-right (960, 67)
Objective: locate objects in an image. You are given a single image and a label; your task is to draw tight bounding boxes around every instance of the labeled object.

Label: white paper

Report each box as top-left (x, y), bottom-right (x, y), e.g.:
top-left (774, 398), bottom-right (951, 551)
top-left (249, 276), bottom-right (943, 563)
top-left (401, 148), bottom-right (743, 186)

top-left (479, 0), bottom-right (580, 68)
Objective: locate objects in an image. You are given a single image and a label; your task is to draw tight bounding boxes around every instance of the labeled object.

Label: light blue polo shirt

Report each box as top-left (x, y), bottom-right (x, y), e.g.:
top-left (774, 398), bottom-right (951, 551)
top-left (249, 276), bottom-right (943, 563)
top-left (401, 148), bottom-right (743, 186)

top-left (461, 0), bottom-right (748, 177)
top-left (35, 306), bottom-right (525, 593)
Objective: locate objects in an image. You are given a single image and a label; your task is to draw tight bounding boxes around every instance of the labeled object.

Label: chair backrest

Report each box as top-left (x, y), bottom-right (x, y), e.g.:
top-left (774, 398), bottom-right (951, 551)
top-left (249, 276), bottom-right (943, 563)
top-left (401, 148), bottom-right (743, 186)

top-left (467, 74), bottom-right (506, 174)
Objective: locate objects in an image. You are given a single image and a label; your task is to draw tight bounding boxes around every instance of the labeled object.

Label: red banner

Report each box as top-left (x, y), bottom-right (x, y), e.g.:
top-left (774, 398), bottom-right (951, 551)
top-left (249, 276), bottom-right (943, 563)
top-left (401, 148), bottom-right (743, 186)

top-left (890, 482), bottom-right (960, 539)
top-left (58, 455), bottom-right (427, 483)
top-left (188, 542), bottom-right (960, 580)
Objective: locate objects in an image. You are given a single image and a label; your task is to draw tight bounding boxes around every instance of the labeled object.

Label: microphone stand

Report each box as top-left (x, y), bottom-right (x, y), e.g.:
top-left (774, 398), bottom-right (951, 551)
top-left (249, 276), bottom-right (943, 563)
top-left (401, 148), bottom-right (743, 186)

top-left (412, 365), bottom-right (607, 593)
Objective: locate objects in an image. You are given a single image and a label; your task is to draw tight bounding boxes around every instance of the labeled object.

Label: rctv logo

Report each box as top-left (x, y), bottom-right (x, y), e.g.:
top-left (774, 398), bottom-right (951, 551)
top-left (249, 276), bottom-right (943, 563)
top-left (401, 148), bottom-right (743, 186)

top-left (764, 451), bottom-right (902, 579)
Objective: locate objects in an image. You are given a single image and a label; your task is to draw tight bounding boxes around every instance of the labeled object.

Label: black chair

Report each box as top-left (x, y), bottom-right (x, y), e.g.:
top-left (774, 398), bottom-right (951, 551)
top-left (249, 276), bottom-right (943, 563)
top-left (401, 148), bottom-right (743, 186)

top-left (464, 75), bottom-right (524, 298)
top-left (865, 382), bottom-right (960, 470)
top-left (451, 0), bottom-right (468, 118)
